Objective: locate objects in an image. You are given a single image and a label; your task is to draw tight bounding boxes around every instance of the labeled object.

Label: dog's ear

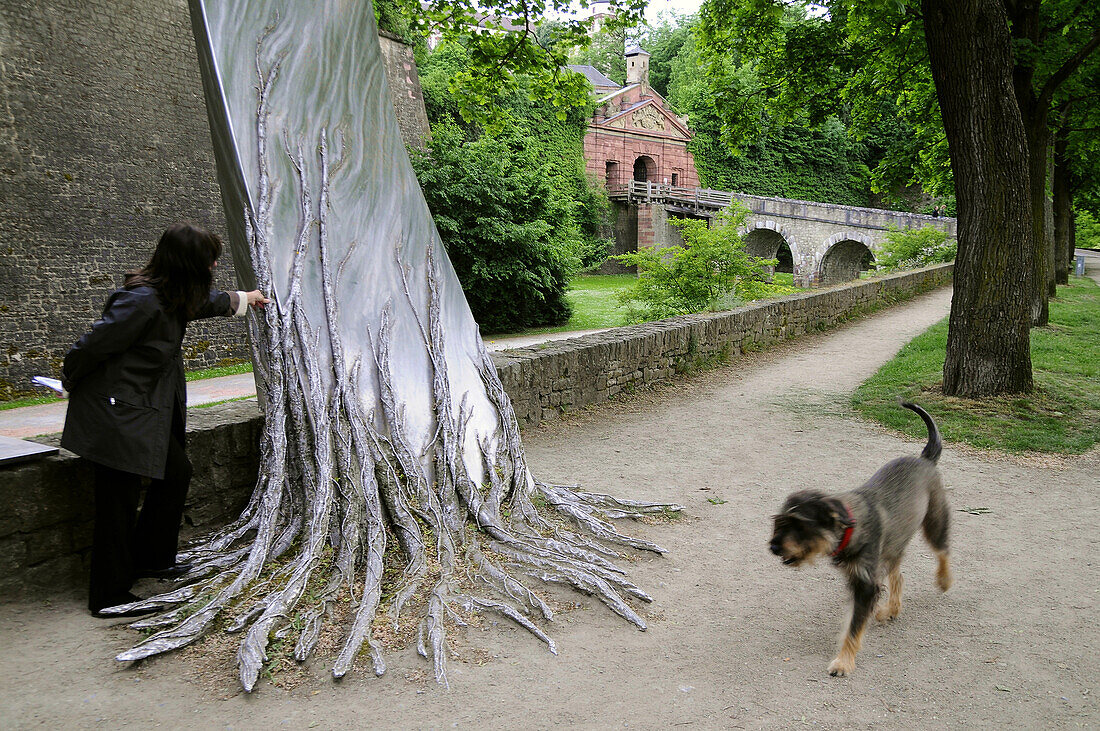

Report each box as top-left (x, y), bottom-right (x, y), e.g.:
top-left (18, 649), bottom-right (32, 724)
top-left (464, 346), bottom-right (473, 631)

top-left (773, 510), bottom-right (810, 524)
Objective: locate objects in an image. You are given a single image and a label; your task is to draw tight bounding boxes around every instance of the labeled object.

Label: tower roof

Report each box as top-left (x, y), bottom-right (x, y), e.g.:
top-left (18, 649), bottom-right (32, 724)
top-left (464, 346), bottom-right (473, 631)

top-left (624, 45), bottom-right (649, 57)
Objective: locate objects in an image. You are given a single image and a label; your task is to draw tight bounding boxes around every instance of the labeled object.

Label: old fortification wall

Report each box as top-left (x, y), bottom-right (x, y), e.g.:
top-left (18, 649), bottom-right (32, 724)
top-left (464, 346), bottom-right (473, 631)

top-left (1, 264), bottom-right (952, 597)
top-left (0, 2), bottom-right (428, 400)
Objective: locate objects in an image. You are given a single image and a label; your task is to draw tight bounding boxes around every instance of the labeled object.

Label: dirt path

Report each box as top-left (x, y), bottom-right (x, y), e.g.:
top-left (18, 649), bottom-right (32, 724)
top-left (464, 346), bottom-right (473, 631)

top-left (3, 285), bottom-right (1097, 729)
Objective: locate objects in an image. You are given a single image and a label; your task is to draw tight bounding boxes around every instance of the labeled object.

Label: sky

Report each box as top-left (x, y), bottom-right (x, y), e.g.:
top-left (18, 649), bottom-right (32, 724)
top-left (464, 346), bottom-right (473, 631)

top-left (639, 0), bottom-right (703, 23)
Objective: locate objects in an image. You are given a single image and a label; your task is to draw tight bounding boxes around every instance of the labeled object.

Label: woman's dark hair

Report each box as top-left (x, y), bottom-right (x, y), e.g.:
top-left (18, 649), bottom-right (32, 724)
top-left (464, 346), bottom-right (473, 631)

top-left (125, 224), bottom-right (223, 319)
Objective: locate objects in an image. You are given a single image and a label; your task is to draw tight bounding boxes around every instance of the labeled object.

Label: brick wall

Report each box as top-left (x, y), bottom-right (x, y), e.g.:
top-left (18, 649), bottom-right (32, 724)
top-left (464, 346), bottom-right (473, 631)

top-left (0, 264), bottom-right (952, 597)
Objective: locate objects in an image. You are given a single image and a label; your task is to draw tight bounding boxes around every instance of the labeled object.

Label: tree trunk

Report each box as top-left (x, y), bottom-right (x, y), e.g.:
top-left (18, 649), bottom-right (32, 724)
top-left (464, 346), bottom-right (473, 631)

top-left (1052, 133), bottom-right (1073, 286)
top-left (1024, 121), bottom-right (1053, 324)
top-left (98, 0), bottom-right (681, 690)
top-left (922, 0), bottom-right (1033, 397)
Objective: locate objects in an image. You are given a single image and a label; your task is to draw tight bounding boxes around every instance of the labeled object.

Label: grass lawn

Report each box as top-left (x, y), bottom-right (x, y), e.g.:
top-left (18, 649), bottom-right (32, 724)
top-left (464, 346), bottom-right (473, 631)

top-left (185, 361), bottom-right (253, 381)
top-left (0, 394), bottom-right (59, 411)
top-left (483, 274), bottom-right (636, 339)
top-left (853, 276), bottom-right (1100, 454)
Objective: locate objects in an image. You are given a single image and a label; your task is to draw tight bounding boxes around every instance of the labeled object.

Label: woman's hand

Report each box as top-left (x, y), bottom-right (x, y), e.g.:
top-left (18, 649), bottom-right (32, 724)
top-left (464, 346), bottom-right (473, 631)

top-left (245, 290), bottom-right (271, 309)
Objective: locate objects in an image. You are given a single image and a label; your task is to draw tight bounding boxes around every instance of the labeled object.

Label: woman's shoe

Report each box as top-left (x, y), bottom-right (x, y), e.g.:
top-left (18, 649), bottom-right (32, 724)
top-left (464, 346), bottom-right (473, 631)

top-left (133, 562), bottom-right (193, 580)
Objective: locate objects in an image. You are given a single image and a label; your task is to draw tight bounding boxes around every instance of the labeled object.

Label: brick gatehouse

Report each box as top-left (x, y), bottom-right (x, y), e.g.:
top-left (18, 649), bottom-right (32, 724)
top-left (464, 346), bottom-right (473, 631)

top-left (570, 46), bottom-right (699, 194)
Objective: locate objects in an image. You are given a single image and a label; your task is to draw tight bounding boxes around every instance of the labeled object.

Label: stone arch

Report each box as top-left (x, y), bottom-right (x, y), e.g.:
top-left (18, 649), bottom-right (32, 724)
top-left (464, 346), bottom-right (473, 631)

top-left (819, 232), bottom-right (875, 285)
top-left (633, 155), bottom-right (656, 182)
top-left (742, 220), bottom-right (800, 279)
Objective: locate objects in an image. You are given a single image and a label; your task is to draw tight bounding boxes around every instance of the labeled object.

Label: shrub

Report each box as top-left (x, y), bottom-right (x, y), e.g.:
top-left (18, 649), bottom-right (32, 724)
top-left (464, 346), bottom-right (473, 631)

top-left (612, 205), bottom-right (782, 322)
top-left (875, 226), bottom-right (956, 271)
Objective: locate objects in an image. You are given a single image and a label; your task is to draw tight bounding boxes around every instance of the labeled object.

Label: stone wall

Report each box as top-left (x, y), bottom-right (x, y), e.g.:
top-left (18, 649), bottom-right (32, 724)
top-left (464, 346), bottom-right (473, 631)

top-left (0, 3), bottom-right (430, 400)
top-left (1, 401), bottom-right (262, 599)
top-left (377, 31), bottom-right (431, 150)
top-left (0, 264), bottom-right (951, 597)
top-left (494, 264), bottom-right (953, 426)
top-left (0, 0), bottom-right (250, 400)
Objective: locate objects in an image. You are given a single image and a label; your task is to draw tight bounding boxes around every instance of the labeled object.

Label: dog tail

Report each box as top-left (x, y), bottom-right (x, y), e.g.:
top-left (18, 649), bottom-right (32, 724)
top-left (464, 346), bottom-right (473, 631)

top-left (899, 399), bottom-right (942, 464)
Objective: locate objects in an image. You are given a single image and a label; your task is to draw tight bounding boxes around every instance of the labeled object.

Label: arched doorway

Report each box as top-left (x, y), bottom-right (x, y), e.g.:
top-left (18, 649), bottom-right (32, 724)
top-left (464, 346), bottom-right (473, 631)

top-left (633, 155), bottom-right (655, 183)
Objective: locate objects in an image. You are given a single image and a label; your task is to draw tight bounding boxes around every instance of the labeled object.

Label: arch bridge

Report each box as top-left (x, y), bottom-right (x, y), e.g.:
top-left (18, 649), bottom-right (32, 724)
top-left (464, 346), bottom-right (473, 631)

top-left (608, 181), bottom-right (956, 286)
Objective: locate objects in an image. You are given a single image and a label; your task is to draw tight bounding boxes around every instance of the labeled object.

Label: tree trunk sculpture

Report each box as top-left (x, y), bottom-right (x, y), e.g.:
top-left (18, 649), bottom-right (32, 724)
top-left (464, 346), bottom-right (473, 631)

top-left (100, 0), bottom-right (681, 690)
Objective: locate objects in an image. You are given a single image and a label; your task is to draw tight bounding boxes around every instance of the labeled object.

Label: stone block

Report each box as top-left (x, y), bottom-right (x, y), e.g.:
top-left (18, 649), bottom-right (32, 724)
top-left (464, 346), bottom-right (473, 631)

top-left (26, 524), bottom-right (72, 565)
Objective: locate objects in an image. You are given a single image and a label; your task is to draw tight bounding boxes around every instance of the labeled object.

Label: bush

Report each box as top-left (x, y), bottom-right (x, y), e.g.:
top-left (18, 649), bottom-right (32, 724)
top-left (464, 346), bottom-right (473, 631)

top-left (410, 122), bottom-right (574, 332)
top-left (613, 205), bottom-right (784, 322)
top-left (875, 226), bottom-right (956, 271)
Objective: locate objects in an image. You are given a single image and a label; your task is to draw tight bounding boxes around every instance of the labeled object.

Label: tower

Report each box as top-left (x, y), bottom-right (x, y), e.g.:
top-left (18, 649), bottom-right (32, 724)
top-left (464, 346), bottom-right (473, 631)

top-left (625, 45), bottom-right (650, 87)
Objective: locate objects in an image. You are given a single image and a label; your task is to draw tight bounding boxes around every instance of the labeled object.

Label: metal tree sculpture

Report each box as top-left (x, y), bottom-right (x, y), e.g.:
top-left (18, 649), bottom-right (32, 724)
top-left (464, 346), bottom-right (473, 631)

top-left (103, 0), bottom-right (680, 690)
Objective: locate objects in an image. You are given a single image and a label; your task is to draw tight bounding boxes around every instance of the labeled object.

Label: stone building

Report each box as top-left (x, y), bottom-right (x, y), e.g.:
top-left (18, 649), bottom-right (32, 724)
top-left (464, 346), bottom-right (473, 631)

top-left (570, 46), bottom-right (700, 193)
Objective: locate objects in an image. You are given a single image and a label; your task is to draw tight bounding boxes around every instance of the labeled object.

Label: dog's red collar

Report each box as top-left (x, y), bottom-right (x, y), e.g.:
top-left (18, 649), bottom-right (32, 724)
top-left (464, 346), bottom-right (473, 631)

top-left (831, 504), bottom-right (855, 557)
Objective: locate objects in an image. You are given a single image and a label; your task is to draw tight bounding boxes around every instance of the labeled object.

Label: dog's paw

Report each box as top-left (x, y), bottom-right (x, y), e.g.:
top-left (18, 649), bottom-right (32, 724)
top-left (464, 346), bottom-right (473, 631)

top-left (936, 553), bottom-right (953, 592)
top-left (875, 606), bottom-right (896, 622)
top-left (936, 566), bottom-right (953, 592)
top-left (827, 657), bottom-right (854, 677)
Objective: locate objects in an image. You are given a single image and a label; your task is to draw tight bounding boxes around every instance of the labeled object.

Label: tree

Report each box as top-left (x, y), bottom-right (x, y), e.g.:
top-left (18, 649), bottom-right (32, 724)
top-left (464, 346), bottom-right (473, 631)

top-left (664, 15), bottom-right (878, 206)
top-left (1006, 1), bottom-right (1100, 324)
top-left (415, 40), bottom-right (615, 314)
top-left (411, 0), bottom-right (649, 125)
top-left (640, 12), bottom-right (696, 98)
top-left (106, 0), bottom-right (681, 691)
top-left (409, 121), bottom-right (575, 332)
top-left (695, 0), bottom-right (1035, 396)
top-left (568, 20), bottom-right (631, 84)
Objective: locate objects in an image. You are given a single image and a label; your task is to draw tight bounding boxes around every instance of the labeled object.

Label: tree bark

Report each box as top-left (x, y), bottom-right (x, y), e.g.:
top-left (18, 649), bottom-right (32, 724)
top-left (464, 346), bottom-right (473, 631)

top-left (922, 0), bottom-right (1033, 397)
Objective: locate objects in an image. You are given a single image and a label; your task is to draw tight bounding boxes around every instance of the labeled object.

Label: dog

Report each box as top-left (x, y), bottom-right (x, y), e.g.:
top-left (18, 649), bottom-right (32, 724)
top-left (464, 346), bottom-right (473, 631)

top-left (768, 401), bottom-right (952, 677)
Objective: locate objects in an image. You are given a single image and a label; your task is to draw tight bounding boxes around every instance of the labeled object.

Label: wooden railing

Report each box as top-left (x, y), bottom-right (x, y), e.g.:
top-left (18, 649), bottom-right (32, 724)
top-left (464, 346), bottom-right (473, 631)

top-left (607, 180), bottom-right (734, 210)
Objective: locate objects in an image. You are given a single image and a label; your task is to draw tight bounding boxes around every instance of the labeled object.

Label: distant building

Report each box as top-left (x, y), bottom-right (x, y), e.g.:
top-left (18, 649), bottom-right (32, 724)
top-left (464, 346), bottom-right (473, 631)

top-left (422, 3), bottom-right (534, 50)
top-left (569, 46), bottom-right (700, 191)
top-left (587, 0), bottom-right (615, 32)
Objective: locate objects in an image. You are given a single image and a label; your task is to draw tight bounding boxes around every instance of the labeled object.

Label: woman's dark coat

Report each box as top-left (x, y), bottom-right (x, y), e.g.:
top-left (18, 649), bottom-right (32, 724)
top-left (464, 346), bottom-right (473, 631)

top-left (61, 285), bottom-right (235, 480)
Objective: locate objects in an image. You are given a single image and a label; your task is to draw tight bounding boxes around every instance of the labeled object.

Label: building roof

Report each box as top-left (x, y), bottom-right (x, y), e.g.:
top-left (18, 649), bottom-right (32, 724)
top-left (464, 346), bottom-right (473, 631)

top-left (567, 65), bottom-right (620, 89)
top-left (624, 45), bottom-right (650, 57)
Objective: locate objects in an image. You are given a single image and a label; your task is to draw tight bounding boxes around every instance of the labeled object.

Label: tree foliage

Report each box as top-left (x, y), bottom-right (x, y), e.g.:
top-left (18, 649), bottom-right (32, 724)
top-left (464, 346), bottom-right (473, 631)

top-left (409, 121), bottom-right (576, 332)
top-left (613, 206), bottom-right (789, 321)
top-left (694, 1), bottom-right (951, 209)
top-left (1078, 211), bottom-right (1100, 250)
top-left (400, 0), bottom-right (649, 125)
top-left (648, 13), bottom-right (896, 208)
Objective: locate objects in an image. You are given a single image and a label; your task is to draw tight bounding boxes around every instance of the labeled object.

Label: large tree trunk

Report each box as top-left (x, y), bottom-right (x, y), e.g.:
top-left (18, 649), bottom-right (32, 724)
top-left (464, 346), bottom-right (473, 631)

top-left (922, 0), bottom-right (1033, 397)
top-left (1053, 133), bottom-right (1074, 286)
top-left (97, 0), bottom-right (680, 690)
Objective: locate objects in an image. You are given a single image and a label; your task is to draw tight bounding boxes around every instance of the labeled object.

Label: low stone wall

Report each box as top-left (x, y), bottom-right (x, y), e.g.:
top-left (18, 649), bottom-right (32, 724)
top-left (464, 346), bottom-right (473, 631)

top-left (0, 264), bottom-right (952, 598)
top-left (495, 264), bottom-right (952, 426)
top-left (0, 402), bottom-right (262, 599)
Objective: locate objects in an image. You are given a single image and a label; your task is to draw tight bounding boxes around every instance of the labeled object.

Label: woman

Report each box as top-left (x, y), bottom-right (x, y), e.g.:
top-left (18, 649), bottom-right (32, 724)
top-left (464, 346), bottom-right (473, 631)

top-left (61, 223), bottom-right (269, 616)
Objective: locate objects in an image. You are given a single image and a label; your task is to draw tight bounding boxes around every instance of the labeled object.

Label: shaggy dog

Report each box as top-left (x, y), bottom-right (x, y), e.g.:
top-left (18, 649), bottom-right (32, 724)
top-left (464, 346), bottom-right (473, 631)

top-left (768, 401), bottom-right (953, 676)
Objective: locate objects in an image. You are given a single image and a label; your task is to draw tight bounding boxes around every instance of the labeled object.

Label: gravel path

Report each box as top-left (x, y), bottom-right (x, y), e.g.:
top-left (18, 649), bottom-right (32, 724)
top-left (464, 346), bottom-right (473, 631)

top-left (2, 284), bottom-right (1097, 729)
